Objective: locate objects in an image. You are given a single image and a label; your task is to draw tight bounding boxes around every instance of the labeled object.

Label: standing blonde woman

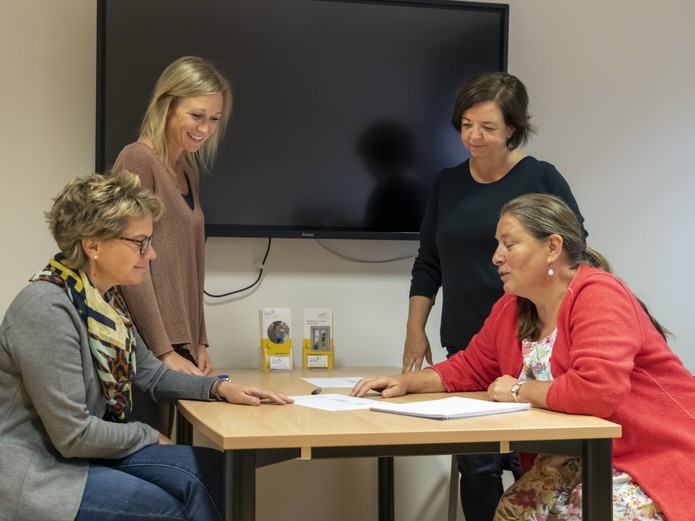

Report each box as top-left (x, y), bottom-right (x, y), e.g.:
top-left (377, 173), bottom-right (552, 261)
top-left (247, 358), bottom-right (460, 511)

top-left (113, 56), bottom-right (232, 432)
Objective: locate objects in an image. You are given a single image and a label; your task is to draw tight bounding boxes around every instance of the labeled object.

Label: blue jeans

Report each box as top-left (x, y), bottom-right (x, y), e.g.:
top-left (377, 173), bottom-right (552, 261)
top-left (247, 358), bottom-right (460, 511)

top-left (75, 444), bottom-right (224, 521)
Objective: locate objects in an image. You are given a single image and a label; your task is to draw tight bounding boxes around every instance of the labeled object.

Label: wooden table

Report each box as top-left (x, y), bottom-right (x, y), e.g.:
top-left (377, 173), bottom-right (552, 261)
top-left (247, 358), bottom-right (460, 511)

top-left (177, 367), bottom-right (621, 521)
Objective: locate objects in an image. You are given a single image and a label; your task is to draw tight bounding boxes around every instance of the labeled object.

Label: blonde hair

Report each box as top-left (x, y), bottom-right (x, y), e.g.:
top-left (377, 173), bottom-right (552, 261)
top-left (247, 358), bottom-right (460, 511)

top-left (46, 171), bottom-right (163, 269)
top-left (139, 56), bottom-right (233, 175)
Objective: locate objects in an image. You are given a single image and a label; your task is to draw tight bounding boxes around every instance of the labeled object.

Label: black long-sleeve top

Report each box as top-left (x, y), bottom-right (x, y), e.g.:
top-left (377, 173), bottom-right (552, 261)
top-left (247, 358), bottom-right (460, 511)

top-left (410, 156), bottom-right (585, 352)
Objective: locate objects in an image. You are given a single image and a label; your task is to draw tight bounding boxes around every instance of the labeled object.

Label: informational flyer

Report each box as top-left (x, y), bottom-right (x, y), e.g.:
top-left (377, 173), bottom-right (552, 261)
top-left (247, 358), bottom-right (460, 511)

top-left (259, 307), bottom-right (293, 371)
top-left (302, 308), bottom-right (334, 369)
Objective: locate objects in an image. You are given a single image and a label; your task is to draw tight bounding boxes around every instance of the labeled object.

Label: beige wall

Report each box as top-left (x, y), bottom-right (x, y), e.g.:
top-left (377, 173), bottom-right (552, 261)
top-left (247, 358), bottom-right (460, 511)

top-left (1, 2), bottom-right (96, 309)
top-left (2, 1), bottom-right (694, 520)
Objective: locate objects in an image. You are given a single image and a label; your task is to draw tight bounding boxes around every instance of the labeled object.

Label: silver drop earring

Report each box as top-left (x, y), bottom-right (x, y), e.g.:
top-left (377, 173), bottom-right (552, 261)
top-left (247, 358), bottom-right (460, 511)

top-left (548, 266), bottom-right (554, 277)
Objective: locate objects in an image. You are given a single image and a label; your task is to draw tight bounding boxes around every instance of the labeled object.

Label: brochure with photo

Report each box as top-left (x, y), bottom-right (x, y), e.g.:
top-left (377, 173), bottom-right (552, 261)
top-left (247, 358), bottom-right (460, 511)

top-left (259, 307), bottom-right (293, 371)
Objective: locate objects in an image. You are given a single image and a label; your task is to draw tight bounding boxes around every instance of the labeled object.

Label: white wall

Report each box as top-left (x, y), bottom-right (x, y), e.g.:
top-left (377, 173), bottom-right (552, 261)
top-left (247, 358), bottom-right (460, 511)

top-left (508, 0), bottom-right (695, 367)
top-left (2, 1), bottom-right (694, 520)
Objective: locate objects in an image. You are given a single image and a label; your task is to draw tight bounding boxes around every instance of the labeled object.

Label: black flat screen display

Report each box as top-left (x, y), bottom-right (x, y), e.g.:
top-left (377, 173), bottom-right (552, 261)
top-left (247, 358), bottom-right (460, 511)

top-left (97, 0), bottom-right (508, 239)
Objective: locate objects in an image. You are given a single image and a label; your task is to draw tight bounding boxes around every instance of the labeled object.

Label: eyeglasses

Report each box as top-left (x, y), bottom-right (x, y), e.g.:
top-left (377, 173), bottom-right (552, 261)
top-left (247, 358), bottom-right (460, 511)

top-left (118, 235), bottom-right (153, 255)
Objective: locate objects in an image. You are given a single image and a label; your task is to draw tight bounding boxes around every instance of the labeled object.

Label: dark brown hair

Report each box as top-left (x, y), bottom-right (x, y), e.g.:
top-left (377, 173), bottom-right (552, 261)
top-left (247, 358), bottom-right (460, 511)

top-left (451, 72), bottom-right (535, 150)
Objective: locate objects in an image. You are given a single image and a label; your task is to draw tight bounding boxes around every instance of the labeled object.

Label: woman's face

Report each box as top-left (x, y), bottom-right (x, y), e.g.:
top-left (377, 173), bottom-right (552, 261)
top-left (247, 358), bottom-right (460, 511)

top-left (165, 92), bottom-right (224, 160)
top-left (86, 216), bottom-right (156, 294)
top-left (492, 213), bottom-right (549, 299)
top-left (459, 100), bottom-right (514, 160)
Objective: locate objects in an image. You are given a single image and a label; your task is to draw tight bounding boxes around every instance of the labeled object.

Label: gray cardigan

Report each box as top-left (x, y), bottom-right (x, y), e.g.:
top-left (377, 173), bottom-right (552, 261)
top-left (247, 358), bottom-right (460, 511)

top-left (0, 282), bottom-right (218, 521)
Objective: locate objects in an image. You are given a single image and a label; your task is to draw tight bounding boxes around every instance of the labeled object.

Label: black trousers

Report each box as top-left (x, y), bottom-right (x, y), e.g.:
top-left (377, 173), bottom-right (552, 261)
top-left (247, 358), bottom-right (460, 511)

top-left (457, 452), bottom-right (522, 521)
top-left (445, 346), bottom-right (523, 520)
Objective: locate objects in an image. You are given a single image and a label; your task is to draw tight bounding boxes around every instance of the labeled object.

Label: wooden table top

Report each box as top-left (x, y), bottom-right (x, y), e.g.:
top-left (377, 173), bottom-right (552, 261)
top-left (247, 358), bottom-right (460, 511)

top-left (177, 367), bottom-right (622, 451)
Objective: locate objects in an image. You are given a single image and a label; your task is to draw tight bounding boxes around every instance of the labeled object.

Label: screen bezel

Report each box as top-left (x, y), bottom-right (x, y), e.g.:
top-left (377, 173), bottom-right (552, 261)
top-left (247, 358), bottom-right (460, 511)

top-left (95, 0), bottom-right (509, 241)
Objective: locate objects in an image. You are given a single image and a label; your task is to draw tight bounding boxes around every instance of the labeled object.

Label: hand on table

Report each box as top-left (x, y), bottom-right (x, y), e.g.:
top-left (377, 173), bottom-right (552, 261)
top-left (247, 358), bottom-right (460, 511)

top-left (219, 381), bottom-right (294, 406)
top-left (487, 375), bottom-right (518, 402)
top-left (350, 375), bottom-right (408, 398)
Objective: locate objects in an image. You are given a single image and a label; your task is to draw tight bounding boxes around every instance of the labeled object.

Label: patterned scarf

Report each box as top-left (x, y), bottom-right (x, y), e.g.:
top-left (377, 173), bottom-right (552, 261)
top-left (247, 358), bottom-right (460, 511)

top-left (31, 253), bottom-right (136, 422)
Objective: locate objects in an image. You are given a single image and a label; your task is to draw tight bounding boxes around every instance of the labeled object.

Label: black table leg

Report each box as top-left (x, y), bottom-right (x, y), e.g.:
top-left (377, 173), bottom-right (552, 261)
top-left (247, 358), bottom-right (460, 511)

top-left (176, 409), bottom-right (193, 445)
top-left (378, 456), bottom-right (395, 521)
top-left (582, 438), bottom-right (613, 521)
top-left (225, 450), bottom-right (256, 521)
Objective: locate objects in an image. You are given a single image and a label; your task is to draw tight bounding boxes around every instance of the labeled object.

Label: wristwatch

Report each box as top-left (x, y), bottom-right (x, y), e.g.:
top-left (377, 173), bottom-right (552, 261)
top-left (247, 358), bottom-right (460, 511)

top-left (210, 375), bottom-right (231, 401)
top-left (510, 380), bottom-right (526, 403)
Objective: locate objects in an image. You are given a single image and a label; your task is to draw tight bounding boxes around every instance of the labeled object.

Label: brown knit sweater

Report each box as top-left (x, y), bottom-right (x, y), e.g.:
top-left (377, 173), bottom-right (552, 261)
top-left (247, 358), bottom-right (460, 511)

top-left (113, 142), bottom-right (208, 361)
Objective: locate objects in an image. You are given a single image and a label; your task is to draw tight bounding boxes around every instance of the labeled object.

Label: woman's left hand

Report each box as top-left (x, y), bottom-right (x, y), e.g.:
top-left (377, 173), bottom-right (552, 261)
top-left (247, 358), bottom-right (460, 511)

top-left (487, 375), bottom-right (518, 402)
top-left (219, 381), bottom-right (294, 406)
top-left (197, 345), bottom-right (214, 375)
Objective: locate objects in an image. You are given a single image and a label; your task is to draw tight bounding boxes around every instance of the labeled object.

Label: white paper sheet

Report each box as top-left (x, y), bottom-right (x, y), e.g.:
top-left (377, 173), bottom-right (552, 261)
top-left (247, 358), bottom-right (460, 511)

top-left (300, 376), bottom-right (364, 388)
top-left (291, 393), bottom-right (375, 411)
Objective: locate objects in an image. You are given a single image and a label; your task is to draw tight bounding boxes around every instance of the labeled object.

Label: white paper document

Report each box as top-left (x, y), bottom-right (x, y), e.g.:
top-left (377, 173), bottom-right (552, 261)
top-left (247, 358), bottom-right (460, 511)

top-left (291, 393), bottom-right (375, 411)
top-left (369, 396), bottom-right (531, 420)
top-left (300, 377), bottom-right (364, 388)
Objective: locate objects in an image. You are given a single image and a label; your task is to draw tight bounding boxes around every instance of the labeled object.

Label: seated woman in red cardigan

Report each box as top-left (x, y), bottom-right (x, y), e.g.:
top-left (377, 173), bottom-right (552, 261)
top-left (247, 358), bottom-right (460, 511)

top-left (352, 193), bottom-right (695, 520)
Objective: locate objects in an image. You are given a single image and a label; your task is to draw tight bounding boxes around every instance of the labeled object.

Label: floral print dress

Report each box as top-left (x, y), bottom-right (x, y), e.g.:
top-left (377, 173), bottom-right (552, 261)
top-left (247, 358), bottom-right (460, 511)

top-left (493, 330), bottom-right (664, 521)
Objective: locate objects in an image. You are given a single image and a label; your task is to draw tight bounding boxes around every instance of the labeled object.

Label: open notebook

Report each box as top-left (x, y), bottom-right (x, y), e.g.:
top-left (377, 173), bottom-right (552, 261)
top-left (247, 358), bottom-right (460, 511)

top-left (369, 396), bottom-right (531, 420)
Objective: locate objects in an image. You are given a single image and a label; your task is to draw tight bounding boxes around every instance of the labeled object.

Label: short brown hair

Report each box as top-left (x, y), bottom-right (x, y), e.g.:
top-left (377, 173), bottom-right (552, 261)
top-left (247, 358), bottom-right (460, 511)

top-left (451, 72), bottom-right (535, 150)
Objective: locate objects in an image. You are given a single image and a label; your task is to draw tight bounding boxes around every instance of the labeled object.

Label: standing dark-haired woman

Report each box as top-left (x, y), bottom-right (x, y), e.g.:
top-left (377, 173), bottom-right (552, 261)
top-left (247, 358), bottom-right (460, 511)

top-left (402, 72), bottom-right (586, 520)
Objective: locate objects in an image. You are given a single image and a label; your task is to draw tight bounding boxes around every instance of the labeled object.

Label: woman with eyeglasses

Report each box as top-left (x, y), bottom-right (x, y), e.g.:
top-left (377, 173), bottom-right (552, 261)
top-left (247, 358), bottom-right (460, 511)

top-left (112, 56), bottom-right (232, 432)
top-left (0, 171), bottom-right (292, 521)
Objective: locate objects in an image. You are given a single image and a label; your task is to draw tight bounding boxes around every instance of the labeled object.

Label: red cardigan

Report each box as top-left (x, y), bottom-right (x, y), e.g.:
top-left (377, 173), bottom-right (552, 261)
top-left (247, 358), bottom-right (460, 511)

top-left (432, 265), bottom-right (695, 520)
